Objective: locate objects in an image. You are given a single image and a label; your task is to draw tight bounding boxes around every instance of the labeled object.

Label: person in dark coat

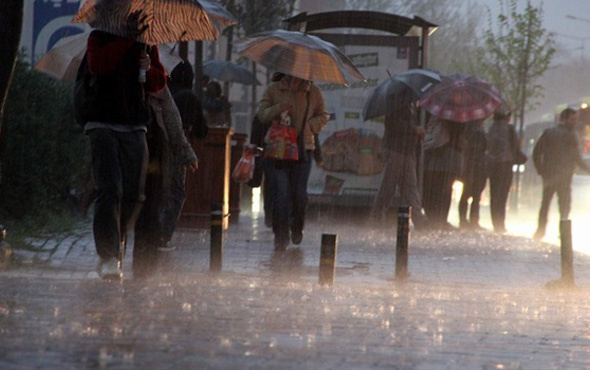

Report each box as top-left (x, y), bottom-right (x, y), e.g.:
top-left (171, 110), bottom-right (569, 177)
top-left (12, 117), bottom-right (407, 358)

top-left (532, 107), bottom-right (590, 240)
top-left (458, 120), bottom-right (488, 230)
top-left (422, 117), bottom-right (466, 229)
top-left (370, 96), bottom-right (429, 229)
top-left (81, 26), bottom-right (166, 279)
top-left (486, 103), bottom-right (519, 233)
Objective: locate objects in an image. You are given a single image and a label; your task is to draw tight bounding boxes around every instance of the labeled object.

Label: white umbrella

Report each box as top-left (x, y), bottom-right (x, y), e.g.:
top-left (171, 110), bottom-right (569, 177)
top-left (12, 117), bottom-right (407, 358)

top-left (35, 31), bottom-right (183, 81)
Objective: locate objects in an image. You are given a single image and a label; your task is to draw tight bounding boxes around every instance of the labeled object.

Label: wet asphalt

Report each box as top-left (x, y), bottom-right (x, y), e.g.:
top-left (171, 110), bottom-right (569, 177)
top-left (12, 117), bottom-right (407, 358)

top-left (0, 210), bottom-right (589, 369)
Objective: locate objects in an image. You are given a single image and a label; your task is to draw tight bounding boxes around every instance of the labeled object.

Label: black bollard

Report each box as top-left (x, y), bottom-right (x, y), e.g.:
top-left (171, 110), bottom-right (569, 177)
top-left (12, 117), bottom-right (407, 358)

top-left (395, 206), bottom-right (410, 282)
top-left (559, 220), bottom-right (574, 285)
top-left (319, 234), bottom-right (337, 286)
top-left (210, 202), bottom-right (224, 272)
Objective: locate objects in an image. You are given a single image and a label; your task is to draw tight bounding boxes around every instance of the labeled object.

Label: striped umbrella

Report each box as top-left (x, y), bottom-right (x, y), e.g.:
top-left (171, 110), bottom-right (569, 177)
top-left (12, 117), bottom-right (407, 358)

top-left (72, 0), bottom-right (238, 45)
top-left (419, 74), bottom-right (503, 123)
top-left (235, 29), bottom-right (365, 86)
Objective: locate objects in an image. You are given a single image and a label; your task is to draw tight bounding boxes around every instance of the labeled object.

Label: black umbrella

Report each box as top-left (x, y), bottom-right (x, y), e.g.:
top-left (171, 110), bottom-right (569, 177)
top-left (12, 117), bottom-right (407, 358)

top-left (202, 60), bottom-right (260, 85)
top-left (363, 69), bottom-right (441, 121)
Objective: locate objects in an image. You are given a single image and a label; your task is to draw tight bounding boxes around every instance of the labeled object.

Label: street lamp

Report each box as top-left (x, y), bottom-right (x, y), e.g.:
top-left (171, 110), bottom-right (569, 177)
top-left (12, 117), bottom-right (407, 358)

top-left (566, 14), bottom-right (590, 24)
top-left (550, 31), bottom-right (590, 62)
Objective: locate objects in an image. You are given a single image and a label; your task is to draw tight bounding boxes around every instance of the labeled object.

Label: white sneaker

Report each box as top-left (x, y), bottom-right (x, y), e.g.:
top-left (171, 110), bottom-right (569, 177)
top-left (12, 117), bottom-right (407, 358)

top-left (157, 242), bottom-right (176, 252)
top-left (97, 258), bottom-right (122, 280)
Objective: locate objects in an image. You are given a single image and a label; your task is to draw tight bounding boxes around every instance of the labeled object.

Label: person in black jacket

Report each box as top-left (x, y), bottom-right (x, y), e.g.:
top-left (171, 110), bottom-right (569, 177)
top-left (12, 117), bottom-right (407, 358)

top-left (78, 23), bottom-right (166, 279)
top-left (532, 108), bottom-right (590, 240)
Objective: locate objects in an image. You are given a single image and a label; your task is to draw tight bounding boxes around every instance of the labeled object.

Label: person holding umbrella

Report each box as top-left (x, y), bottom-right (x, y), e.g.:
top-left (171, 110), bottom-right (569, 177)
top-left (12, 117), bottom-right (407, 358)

top-left (257, 74), bottom-right (329, 250)
top-left (369, 94), bottom-right (429, 229)
top-left (77, 14), bottom-right (167, 279)
top-left (458, 120), bottom-right (488, 230)
top-left (422, 117), bottom-right (466, 229)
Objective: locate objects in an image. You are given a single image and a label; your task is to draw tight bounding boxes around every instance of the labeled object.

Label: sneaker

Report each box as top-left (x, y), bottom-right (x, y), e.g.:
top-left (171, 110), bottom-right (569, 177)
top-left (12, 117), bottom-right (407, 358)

top-left (291, 230), bottom-right (303, 245)
top-left (97, 258), bottom-right (122, 280)
top-left (533, 229), bottom-right (545, 241)
top-left (158, 242), bottom-right (176, 252)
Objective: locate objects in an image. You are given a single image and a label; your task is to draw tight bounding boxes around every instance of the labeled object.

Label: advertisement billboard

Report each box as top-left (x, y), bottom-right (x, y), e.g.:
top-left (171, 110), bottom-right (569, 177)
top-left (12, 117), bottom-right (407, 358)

top-left (307, 33), bottom-right (420, 205)
top-left (31, 0), bottom-right (85, 63)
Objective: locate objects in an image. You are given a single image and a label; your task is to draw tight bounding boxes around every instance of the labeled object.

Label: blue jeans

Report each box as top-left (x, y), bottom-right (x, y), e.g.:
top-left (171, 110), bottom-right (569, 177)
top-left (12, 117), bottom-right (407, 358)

top-left (160, 162), bottom-right (186, 243)
top-left (271, 157), bottom-right (312, 247)
top-left (89, 129), bottom-right (148, 260)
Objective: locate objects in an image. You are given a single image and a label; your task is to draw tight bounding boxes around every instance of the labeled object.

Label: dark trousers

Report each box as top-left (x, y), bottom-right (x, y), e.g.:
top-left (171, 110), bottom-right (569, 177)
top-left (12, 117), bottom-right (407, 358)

top-left (89, 129), bottom-right (148, 260)
top-left (423, 170), bottom-right (455, 225)
top-left (160, 162), bottom-right (186, 243)
top-left (537, 176), bottom-right (572, 233)
top-left (262, 158), bottom-right (275, 227)
top-left (271, 157), bottom-right (312, 247)
top-left (488, 161), bottom-right (513, 232)
top-left (458, 174), bottom-right (487, 225)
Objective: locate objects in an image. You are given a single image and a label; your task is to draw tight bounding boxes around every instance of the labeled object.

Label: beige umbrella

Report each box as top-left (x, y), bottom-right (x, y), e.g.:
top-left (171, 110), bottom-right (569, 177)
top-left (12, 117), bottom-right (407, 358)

top-left (34, 31), bottom-right (183, 81)
top-left (72, 0), bottom-right (238, 45)
top-left (235, 29), bottom-right (365, 86)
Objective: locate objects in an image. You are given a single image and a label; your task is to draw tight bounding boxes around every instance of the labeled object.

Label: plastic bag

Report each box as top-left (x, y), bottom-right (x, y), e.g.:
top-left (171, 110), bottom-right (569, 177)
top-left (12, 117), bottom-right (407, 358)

top-left (231, 146), bottom-right (256, 183)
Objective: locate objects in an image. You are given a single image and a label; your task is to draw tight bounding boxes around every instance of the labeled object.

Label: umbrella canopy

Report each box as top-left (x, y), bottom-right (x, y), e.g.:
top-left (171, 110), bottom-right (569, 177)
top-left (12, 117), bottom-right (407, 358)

top-left (235, 29), bottom-right (365, 86)
top-left (202, 60), bottom-right (260, 85)
top-left (72, 0), bottom-right (238, 45)
top-left (363, 69), bottom-right (441, 121)
top-left (419, 74), bottom-right (503, 123)
top-left (34, 31), bottom-right (183, 81)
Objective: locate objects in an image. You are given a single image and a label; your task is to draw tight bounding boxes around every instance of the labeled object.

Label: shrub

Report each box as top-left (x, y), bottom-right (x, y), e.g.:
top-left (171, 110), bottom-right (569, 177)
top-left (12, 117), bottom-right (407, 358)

top-left (0, 57), bottom-right (89, 227)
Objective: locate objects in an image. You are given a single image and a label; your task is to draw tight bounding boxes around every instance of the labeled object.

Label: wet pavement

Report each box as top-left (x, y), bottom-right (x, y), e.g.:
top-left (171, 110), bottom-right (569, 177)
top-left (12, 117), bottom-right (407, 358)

top-left (1, 211), bottom-right (590, 369)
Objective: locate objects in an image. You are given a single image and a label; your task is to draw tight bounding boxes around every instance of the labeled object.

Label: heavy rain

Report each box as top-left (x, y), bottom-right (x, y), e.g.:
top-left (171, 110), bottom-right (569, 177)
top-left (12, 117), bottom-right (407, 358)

top-left (0, 0), bottom-right (590, 369)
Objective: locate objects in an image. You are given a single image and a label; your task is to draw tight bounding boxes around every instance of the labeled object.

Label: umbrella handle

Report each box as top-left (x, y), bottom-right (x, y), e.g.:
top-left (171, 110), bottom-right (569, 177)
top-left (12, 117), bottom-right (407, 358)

top-left (138, 45), bottom-right (148, 83)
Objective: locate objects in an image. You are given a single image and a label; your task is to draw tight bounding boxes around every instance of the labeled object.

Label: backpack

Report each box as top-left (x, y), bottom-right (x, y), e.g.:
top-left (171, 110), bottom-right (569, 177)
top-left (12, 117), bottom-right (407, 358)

top-left (73, 53), bottom-right (100, 127)
top-left (73, 33), bottom-right (151, 127)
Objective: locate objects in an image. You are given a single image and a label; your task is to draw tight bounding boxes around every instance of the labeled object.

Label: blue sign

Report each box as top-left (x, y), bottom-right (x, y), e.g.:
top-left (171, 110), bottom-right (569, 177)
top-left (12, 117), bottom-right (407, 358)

top-left (32, 0), bottom-right (85, 62)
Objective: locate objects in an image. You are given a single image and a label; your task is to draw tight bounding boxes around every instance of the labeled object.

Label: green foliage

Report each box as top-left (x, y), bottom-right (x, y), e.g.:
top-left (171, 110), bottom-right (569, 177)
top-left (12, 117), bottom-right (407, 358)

top-left (0, 57), bottom-right (89, 227)
top-left (229, 0), bottom-right (297, 36)
top-left (469, 0), bottom-right (555, 134)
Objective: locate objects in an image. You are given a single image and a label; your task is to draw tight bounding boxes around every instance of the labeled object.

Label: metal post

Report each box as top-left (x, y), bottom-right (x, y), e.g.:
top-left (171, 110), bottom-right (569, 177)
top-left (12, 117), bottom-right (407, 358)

top-left (559, 220), bottom-right (574, 285)
top-left (210, 202), bottom-right (224, 272)
top-left (319, 234), bottom-right (337, 286)
top-left (395, 206), bottom-right (410, 281)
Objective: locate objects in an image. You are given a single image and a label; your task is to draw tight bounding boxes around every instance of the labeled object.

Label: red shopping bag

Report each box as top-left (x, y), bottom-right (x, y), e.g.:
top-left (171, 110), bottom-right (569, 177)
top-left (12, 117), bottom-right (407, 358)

top-left (264, 123), bottom-right (299, 161)
top-left (231, 146), bottom-right (256, 183)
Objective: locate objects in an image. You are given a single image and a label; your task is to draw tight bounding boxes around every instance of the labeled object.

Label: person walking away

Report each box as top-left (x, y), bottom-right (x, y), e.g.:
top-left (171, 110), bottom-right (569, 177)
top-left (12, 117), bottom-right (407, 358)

top-left (203, 81), bottom-right (232, 127)
top-left (257, 75), bottom-right (329, 250)
top-left (369, 96), bottom-right (429, 229)
top-left (458, 120), bottom-right (488, 230)
top-left (132, 85), bottom-right (199, 277)
top-left (532, 107), bottom-right (590, 240)
top-left (79, 24), bottom-right (166, 279)
top-left (159, 61), bottom-right (207, 251)
top-left (422, 117), bottom-right (466, 229)
top-left (486, 103), bottom-right (519, 233)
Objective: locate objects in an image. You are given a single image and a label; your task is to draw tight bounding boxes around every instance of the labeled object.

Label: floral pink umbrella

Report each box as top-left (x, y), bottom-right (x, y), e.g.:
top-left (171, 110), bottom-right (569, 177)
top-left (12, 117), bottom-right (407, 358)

top-left (419, 74), bottom-right (503, 123)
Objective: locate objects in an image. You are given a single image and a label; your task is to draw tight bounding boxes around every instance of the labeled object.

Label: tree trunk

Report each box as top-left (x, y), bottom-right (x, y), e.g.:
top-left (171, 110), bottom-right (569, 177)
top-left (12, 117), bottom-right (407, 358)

top-left (0, 1), bottom-right (23, 128)
top-left (0, 1), bottom-right (24, 186)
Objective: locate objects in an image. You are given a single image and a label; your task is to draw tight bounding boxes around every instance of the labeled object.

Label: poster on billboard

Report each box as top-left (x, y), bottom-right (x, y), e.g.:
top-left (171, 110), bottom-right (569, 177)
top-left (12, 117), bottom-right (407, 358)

top-left (307, 34), bottom-right (419, 205)
top-left (32, 0), bottom-right (86, 63)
